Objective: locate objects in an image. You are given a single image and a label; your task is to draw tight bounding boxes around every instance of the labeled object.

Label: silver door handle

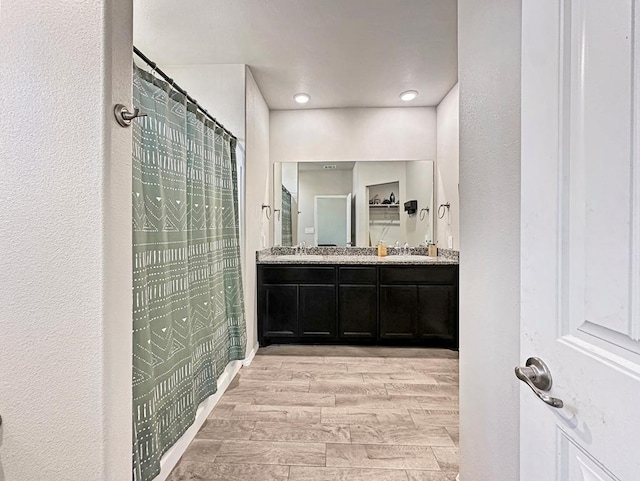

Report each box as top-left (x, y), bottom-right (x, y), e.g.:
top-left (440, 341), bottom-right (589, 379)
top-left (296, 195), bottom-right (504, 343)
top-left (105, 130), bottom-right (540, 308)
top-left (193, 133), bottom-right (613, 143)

top-left (515, 357), bottom-right (564, 408)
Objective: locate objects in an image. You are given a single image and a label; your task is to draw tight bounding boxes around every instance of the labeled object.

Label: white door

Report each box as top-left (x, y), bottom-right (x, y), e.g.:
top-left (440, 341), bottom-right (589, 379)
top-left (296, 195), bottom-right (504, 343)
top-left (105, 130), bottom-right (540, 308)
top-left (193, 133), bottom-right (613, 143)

top-left (314, 195), bottom-right (351, 247)
top-left (521, 1), bottom-right (640, 480)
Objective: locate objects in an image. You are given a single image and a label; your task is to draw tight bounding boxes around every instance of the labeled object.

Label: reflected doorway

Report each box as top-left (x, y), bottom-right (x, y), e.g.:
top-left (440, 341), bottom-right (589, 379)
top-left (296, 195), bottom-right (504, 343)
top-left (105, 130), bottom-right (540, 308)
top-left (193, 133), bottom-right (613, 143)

top-left (314, 194), bottom-right (352, 247)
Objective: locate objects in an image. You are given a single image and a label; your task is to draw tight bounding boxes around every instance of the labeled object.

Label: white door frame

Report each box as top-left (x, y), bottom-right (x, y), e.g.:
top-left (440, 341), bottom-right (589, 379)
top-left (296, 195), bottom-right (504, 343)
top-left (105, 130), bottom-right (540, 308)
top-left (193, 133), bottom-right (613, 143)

top-left (457, 1), bottom-right (523, 480)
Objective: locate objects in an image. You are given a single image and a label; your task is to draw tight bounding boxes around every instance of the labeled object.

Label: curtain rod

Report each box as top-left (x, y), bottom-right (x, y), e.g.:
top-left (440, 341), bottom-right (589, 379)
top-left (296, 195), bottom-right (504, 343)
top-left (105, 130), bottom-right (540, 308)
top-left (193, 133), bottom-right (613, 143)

top-left (133, 46), bottom-right (238, 142)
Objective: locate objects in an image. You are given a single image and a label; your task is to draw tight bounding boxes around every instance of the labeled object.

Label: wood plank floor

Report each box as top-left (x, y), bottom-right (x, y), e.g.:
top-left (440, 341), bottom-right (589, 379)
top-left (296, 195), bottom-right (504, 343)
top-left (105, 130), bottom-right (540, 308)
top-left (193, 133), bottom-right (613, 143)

top-left (167, 346), bottom-right (459, 481)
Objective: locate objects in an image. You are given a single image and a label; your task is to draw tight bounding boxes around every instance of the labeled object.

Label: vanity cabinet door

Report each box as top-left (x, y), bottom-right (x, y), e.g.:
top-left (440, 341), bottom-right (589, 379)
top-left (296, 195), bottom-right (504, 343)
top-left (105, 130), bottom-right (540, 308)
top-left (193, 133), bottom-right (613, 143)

top-left (338, 285), bottom-right (377, 339)
top-left (379, 285), bottom-right (417, 339)
top-left (417, 285), bottom-right (457, 345)
top-left (262, 285), bottom-right (298, 338)
top-left (298, 285), bottom-right (336, 338)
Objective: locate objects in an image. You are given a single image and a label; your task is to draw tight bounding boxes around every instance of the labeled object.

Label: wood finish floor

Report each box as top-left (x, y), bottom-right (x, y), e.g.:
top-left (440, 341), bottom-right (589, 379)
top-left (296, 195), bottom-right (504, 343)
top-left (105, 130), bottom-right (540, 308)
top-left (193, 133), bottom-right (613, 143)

top-left (168, 346), bottom-right (459, 481)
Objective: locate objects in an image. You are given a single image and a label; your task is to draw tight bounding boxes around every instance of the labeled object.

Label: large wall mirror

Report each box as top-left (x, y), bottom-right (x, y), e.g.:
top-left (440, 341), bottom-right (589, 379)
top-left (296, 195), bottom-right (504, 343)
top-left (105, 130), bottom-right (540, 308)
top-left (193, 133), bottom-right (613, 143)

top-left (273, 161), bottom-right (434, 247)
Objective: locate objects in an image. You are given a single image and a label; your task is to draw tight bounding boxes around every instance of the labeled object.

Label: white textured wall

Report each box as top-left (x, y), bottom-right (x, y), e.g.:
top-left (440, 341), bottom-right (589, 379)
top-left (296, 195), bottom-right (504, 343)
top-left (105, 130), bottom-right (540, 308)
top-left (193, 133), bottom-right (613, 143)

top-left (297, 170), bottom-right (353, 246)
top-left (0, 1), bottom-right (132, 480)
top-left (161, 64), bottom-right (247, 143)
top-left (458, 1), bottom-right (521, 480)
top-left (436, 84), bottom-right (460, 250)
top-left (244, 67), bottom-right (270, 354)
top-left (270, 108), bottom-right (436, 162)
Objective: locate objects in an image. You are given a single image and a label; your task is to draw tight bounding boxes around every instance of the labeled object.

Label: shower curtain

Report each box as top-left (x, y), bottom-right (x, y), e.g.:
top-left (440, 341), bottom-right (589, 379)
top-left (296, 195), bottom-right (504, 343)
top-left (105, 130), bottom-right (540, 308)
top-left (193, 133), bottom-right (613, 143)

top-left (131, 65), bottom-right (246, 481)
top-left (281, 186), bottom-right (293, 246)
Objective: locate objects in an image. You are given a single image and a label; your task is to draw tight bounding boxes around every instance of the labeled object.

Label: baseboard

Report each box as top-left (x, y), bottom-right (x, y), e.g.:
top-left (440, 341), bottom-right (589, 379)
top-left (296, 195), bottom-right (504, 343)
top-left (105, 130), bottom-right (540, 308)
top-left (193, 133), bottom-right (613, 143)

top-left (152, 358), bottom-right (244, 481)
top-left (242, 342), bottom-right (259, 366)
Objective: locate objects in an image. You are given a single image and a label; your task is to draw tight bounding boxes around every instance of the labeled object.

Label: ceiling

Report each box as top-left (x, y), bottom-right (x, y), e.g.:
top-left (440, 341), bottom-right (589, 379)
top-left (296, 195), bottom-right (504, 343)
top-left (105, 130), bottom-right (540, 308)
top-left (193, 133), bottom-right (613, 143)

top-left (134, 0), bottom-right (458, 110)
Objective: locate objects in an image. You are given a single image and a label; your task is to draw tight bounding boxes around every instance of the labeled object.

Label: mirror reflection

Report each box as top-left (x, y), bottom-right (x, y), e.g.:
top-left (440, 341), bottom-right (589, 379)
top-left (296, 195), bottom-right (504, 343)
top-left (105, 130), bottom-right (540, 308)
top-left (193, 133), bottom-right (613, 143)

top-left (273, 161), bottom-right (434, 247)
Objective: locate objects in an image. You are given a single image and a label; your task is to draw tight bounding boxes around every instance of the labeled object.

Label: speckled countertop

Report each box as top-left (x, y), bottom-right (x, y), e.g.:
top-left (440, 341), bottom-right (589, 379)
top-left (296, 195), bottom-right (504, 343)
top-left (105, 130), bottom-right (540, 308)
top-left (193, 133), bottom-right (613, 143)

top-left (257, 254), bottom-right (458, 265)
top-left (256, 247), bottom-right (459, 265)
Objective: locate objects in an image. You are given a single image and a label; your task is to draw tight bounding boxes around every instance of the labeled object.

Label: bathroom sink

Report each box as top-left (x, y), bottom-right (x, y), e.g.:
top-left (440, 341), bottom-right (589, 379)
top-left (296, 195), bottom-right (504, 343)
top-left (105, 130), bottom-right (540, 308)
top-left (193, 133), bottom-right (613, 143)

top-left (277, 255), bottom-right (324, 261)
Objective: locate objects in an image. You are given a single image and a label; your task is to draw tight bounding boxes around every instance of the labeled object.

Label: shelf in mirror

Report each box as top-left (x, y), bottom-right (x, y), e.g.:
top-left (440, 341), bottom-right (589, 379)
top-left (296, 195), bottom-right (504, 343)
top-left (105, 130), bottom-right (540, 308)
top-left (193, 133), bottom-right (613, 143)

top-left (369, 220), bottom-right (400, 225)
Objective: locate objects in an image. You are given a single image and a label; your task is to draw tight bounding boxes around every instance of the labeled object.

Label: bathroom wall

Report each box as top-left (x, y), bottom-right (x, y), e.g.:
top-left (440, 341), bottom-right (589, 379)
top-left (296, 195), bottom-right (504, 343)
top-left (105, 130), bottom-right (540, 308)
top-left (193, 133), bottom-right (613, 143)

top-left (270, 107), bottom-right (438, 247)
top-left (270, 107), bottom-right (437, 162)
top-left (162, 64), bottom-right (247, 143)
top-left (0, 0), bottom-right (132, 479)
top-left (297, 169), bottom-right (353, 246)
top-left (244, 67), bottom-right (271, 355)
top-left (436, 84), bottom-right (460, 250)
top-left (459, 1), bottom-right (521, 480)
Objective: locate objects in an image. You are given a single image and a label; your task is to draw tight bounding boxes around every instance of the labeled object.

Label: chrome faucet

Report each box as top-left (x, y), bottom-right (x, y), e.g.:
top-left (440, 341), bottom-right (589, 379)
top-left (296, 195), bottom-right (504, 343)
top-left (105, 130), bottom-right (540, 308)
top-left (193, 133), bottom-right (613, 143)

top-left (394, 242), bottom-right (410, 256)
top-left (296, 241), bottom-right (307, 255)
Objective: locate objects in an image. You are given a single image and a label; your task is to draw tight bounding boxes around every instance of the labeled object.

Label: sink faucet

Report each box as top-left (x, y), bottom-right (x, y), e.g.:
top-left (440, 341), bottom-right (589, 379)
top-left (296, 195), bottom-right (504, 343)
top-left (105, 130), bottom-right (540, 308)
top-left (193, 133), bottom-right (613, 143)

top-left (296, 241), bottom-right (307, 255)
top-left (403, 242), bottom-right (410, 256)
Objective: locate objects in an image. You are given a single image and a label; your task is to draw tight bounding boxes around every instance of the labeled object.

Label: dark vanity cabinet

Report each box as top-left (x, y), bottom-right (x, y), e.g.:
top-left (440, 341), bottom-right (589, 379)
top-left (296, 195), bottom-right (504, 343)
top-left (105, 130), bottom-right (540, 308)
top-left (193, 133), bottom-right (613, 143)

top-left (257, 263), bottom-right (458, 348)
top-left (259, 266), bottom-right (336, 339)
top-left (379, 266), bottom-right (458, 344)
top-left (338, 267), bottom-right (378, 339)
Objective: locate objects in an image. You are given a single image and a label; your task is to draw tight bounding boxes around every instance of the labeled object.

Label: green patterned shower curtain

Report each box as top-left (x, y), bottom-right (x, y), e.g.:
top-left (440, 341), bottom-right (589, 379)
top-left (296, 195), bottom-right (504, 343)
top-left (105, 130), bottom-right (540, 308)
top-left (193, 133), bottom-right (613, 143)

top-left (131, 65), bottom-right (246, 481)
top-left (281, 186), bottom-right (293, 246)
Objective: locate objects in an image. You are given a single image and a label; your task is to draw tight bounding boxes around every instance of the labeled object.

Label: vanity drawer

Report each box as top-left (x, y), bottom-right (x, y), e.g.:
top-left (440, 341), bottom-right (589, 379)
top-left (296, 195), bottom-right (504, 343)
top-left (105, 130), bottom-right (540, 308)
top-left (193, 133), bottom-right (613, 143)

top-left (379, 266), bottom-right (458, 285)
top-left (260, 266), bottom-right (335, 284)
top-left (339, 267), bottom-right (377, 284)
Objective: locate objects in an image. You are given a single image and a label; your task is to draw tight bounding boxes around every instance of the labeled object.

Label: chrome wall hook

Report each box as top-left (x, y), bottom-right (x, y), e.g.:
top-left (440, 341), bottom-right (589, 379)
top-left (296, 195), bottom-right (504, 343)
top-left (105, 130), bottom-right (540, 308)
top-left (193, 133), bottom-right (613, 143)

top-left (437, 203), bottom-right (450, 219)
top-left (419, 207), bottom-right (430, 221)
top-left (262, 204), bottom-right (272, 220)
top-left (273, 208), bottom-right (281, 221)
top-left (114, 104), bottom-right (147, 127)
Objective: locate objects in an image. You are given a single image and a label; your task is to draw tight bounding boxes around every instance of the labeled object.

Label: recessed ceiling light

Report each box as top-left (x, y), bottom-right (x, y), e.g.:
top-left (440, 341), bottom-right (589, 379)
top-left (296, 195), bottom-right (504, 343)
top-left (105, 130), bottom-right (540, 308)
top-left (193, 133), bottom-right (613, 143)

top-left (294, 93), bottom-right (310, 104)
top-left (400, 90), bottom-right (419, 101)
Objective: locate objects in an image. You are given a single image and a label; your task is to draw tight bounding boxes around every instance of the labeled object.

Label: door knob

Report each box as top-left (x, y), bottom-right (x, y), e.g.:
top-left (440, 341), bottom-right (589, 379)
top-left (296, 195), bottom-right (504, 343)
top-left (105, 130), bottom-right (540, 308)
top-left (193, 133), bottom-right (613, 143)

top-left (515, 357), bottom-right (564, 408)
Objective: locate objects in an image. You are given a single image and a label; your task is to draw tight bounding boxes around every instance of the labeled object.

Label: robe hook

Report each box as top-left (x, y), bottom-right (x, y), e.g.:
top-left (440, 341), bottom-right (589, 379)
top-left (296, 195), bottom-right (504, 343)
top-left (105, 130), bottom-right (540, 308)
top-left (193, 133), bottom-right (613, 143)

top-left (262, 204), bottom-right (272, 220)
top-left (437, 203), bottom-right (450, 219)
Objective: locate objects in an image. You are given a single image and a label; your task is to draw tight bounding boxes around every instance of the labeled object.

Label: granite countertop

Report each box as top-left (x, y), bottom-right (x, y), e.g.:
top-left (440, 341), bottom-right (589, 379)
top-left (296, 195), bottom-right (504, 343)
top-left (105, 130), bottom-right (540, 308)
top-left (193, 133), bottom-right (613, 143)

top-left (257, 246), bottom-right (459, 265)
top-left (257, 254), bottom-right (458, 265)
